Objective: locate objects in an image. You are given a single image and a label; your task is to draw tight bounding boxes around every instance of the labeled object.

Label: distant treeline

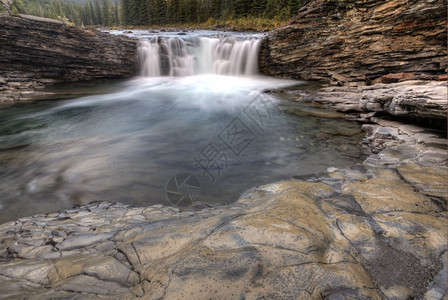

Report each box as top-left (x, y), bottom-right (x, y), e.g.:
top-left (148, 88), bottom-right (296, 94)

top-left (0, 0), bottom-right (314, 27)
top-left (0, 0), bottom-right (120, 26)
top-left (121, 0), bottom-right (314, 26)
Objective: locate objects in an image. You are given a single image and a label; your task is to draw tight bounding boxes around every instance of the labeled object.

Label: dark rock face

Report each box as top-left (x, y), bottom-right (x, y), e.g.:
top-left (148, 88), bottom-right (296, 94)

top-left (0, 14), bottom-right (138, 102)
top-left (259, 0), bottom-right (447, 86)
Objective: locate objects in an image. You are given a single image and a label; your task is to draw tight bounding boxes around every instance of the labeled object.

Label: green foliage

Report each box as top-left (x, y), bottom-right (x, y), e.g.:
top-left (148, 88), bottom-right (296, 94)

top-left (16, 0), bottom-right (120, 26)
top-left (12, 0), bottom-right (313, 29)
top-left (264, 0), bottom-right (280, 19)
top-left (120, 0), bottom-right (312, 27)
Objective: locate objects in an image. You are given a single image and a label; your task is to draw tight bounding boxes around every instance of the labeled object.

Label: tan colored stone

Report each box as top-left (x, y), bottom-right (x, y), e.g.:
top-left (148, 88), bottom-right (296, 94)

top-left (373, 212), bottom-right (447, 257)
top-left (343, 177), bottom-right (439, 214)
top-left (397, 163), bottom-right (448, 198)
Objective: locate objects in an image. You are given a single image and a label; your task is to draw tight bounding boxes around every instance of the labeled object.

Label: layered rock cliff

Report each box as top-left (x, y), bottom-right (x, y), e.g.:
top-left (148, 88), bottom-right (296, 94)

top-left (259, 0), bottom-right (447, 86)
top-left (0, 14), bottom-right (138, 102)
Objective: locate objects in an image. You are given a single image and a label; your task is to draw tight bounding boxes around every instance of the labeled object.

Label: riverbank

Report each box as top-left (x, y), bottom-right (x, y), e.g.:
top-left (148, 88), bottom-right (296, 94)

top-left (0, 102), bottom-right (446, 298)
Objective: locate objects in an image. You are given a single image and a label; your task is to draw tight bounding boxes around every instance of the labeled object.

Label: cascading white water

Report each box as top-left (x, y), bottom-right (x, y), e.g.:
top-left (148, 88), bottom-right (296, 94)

top-left (138, 36), bottom-right (260, 77)
top-left (138, 40), bottom-right (161, 77)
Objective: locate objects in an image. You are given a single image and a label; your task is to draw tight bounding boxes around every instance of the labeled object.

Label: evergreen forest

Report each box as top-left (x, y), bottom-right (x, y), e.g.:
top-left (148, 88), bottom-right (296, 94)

top-left (0, 0), bottom-right (313, 29)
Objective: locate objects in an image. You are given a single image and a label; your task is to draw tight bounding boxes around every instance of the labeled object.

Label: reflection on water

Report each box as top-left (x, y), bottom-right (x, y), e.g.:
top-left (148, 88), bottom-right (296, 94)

top-left (0, 75), bottom-right (366, 223)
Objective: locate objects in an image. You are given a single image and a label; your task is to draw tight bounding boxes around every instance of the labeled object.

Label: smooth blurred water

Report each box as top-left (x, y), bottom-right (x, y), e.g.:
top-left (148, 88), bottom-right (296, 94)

top-left (0, 30), bottom-right (368, 222)
top-left (0, 74), bottom-right (366, 223)
top-left (137, 34), bottom-right (261, 76)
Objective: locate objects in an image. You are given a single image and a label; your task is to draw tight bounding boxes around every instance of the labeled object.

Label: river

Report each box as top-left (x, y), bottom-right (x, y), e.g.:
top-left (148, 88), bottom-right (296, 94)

top-left (0, 30), bottom-right (366, 223)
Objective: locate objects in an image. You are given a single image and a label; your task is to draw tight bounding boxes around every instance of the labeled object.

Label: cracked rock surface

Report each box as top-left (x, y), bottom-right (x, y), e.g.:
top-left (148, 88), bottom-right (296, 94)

top-left (0, 115), bottom-right (446, 299)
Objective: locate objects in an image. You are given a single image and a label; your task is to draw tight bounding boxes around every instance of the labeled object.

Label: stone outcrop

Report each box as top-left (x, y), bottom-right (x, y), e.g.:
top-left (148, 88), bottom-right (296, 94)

top-left (283, 80), bottom-right (448, 121)
top-left (0, 14), bottom-right (138, 102)
top-left (259, 0), bottom-right (447, 86)
top-left (0, 116), bottom-right (446, 299)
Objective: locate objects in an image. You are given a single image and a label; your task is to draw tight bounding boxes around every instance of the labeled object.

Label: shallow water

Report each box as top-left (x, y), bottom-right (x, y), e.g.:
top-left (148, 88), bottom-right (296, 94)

top-left (0, 74), bottom-right (367, 223)
top-left (0, 31), bottom-right (367, 223)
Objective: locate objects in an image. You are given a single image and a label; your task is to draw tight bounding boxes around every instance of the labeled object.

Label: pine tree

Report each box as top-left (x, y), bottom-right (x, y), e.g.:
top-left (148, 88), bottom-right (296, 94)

top-left (113, 2), bottom-right (119, 25)
top-left (94, 0), bottom-right (102, 24)
top-left (264, 0), bottom-right (280, 19)
top-left (121, 0), bottom-right (129, 24)
top-left (102, 0), bottom-right (110, 26)
top-left (250, 0), bottom-right (267, 17)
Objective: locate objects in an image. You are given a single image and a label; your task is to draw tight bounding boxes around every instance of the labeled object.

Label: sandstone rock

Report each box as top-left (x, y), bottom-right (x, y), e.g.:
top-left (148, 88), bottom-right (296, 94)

top-left (343, 177), bottom-right (439, 214)
top-left (56, 232), bottom-right (116, 251)
top-left (84, 256), bottom-right (132, 285)
top-left (438, 74), bottom-right (448, 81)
top-left (377, 72), bottom-right (415, 84)
top-left (259, 0), bottom-right (446, 85)
top-left (56, 274), bottom-right (131, 295)
top-left (397, 163), bottom-right (448, 198)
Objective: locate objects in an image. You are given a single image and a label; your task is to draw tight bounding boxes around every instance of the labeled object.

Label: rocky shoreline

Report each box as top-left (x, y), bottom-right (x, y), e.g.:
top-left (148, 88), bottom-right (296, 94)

top-left (0, 81), bottom-right (446, 298)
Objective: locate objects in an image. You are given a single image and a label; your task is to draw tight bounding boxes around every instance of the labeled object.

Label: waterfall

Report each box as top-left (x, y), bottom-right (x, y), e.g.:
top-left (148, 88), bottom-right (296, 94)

top-left (138, 40), bottom-right (161, 77)
top-left (138, 36), bottom-right (260, 77)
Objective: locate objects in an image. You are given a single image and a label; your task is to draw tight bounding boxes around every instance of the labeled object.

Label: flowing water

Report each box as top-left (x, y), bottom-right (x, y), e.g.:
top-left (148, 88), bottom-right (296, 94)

top-left (0, 31), bottom-right (366, 223)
